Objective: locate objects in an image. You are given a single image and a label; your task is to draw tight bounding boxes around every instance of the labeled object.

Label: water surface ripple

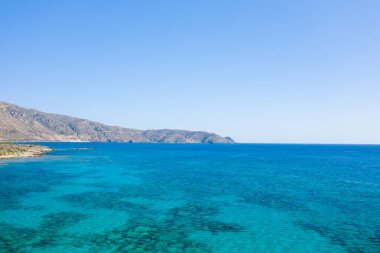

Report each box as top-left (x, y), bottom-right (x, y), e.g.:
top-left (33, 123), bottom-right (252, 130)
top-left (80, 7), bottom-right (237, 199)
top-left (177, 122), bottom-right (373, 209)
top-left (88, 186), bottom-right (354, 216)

top-left (0, 143), bottom-right (379, 252)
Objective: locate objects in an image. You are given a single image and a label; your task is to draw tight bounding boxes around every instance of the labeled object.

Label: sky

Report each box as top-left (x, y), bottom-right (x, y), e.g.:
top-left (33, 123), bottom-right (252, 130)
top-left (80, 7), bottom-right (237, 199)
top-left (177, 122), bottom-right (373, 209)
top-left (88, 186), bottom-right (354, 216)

top-left (1, 0), bottom-right (379, 144)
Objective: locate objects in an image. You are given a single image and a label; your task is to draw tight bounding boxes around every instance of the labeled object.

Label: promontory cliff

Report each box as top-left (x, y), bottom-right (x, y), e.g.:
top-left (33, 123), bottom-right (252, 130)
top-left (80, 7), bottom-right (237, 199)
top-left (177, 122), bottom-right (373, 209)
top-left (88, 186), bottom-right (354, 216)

top-left (0, 102), bottom-right (234, 144)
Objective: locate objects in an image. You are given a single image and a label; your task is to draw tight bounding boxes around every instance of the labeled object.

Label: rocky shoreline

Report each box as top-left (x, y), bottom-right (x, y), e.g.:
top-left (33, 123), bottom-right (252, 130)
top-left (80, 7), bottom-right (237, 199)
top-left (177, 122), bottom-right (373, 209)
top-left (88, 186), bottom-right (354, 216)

top-left (0, 143), bottom-right (52, 159)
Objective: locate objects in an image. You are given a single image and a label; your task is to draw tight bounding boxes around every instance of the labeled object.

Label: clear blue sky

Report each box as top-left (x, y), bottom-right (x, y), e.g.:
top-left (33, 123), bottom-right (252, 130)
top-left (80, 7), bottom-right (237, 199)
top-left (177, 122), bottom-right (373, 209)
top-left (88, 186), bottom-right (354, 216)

top-left (1, 0), bottom-right (379, 143)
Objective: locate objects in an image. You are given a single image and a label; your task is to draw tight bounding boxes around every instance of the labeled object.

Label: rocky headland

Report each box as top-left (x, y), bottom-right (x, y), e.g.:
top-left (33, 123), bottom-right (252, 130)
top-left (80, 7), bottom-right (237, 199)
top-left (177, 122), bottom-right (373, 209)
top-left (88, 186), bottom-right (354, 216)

top-left (0, 102), bottom-right (234, 144)
top-left (0, 143), bottom-right (52, 159)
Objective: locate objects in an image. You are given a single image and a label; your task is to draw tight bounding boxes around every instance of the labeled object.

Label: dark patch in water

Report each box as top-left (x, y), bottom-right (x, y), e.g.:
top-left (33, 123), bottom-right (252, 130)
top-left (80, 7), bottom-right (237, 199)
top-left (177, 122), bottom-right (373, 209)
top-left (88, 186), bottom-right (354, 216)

top-left (240, 190), bottom-right (307, 212)
top-left (164, 205), bottom-right (244, 234)
top-left (32, 212), bottom-right (87, 249)
top-left (0, 167), bottom-right (77, 210)
top-left (61, 191), bottom-right (148, 213)
top-left (40, 212), bottom-right (86, 230)
top-left (166, 204), bottom-right (244, 234)
top-left (0, 222), bottom-right (36, 251)
top-left (57, 189), bottom-right (245, 252)
top-left (0, 211), bottom-right (86, 252)
top-left (294, 220), bottom-right (379, 253)
top-left (0, 200), bottom-right (245, 252)
top-left (73, 202), bottom-right (244, 252)
top-left (368, 228), bottom-right (380, 246)
top-left (82, 217), bottom-right (213, 252)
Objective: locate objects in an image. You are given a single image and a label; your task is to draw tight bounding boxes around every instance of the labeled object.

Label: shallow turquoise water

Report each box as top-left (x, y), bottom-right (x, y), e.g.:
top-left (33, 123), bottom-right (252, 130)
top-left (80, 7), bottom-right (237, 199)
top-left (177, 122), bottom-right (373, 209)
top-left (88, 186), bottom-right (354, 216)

top-left (0, 143), bottom-right (379, 252)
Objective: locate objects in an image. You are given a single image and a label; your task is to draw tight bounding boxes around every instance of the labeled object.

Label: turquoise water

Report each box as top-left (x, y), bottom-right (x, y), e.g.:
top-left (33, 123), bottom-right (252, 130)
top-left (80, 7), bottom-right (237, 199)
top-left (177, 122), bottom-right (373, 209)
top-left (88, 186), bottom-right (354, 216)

top-left (0, 143), bottom-right (379, 253)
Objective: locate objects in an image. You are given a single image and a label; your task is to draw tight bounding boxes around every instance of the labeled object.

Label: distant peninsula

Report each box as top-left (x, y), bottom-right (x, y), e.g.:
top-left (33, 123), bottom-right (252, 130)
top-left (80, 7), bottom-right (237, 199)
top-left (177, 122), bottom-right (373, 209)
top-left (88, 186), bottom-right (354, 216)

top-left (0, 143), bottom-right (51, 159)
top-left (0, 102), bottom-right (234, 144)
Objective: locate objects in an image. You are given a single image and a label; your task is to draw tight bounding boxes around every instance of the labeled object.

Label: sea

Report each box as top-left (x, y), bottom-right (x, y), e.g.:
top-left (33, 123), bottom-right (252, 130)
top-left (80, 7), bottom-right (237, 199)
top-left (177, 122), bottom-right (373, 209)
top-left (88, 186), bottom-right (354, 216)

top-left (0, 143), bottom-right (379, 253)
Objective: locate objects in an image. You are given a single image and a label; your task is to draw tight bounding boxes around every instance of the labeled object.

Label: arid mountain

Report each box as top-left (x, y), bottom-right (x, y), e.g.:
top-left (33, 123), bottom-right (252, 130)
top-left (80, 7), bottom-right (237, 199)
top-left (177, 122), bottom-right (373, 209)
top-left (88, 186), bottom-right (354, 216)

top-left (0, 102), bottom-right (234, 143)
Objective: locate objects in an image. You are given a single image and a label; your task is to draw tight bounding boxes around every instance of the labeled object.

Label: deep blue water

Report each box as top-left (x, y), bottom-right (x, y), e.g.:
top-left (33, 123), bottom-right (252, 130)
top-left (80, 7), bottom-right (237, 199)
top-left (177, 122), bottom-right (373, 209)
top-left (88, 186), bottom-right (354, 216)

top-left (0, 143), bottom-right (379, 252)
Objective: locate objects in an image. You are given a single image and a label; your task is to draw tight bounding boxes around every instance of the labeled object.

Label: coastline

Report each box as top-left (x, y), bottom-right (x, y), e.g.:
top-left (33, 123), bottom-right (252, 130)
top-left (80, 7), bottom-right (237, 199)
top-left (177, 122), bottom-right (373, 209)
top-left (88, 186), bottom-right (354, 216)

top-left (0, 143), bottom-right (52, 159)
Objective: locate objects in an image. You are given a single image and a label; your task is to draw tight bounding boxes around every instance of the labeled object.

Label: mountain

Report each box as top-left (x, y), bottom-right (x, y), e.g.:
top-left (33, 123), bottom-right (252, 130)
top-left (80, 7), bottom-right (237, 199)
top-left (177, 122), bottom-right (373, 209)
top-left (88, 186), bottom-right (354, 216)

top-left (0, 102), bottom-right (234, 143)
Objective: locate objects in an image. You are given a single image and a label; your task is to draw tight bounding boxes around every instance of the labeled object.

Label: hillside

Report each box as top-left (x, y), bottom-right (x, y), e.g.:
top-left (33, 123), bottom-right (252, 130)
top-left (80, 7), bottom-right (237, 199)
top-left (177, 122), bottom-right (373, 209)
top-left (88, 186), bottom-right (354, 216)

top-left (0, 102), bottom-right (234, 144)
